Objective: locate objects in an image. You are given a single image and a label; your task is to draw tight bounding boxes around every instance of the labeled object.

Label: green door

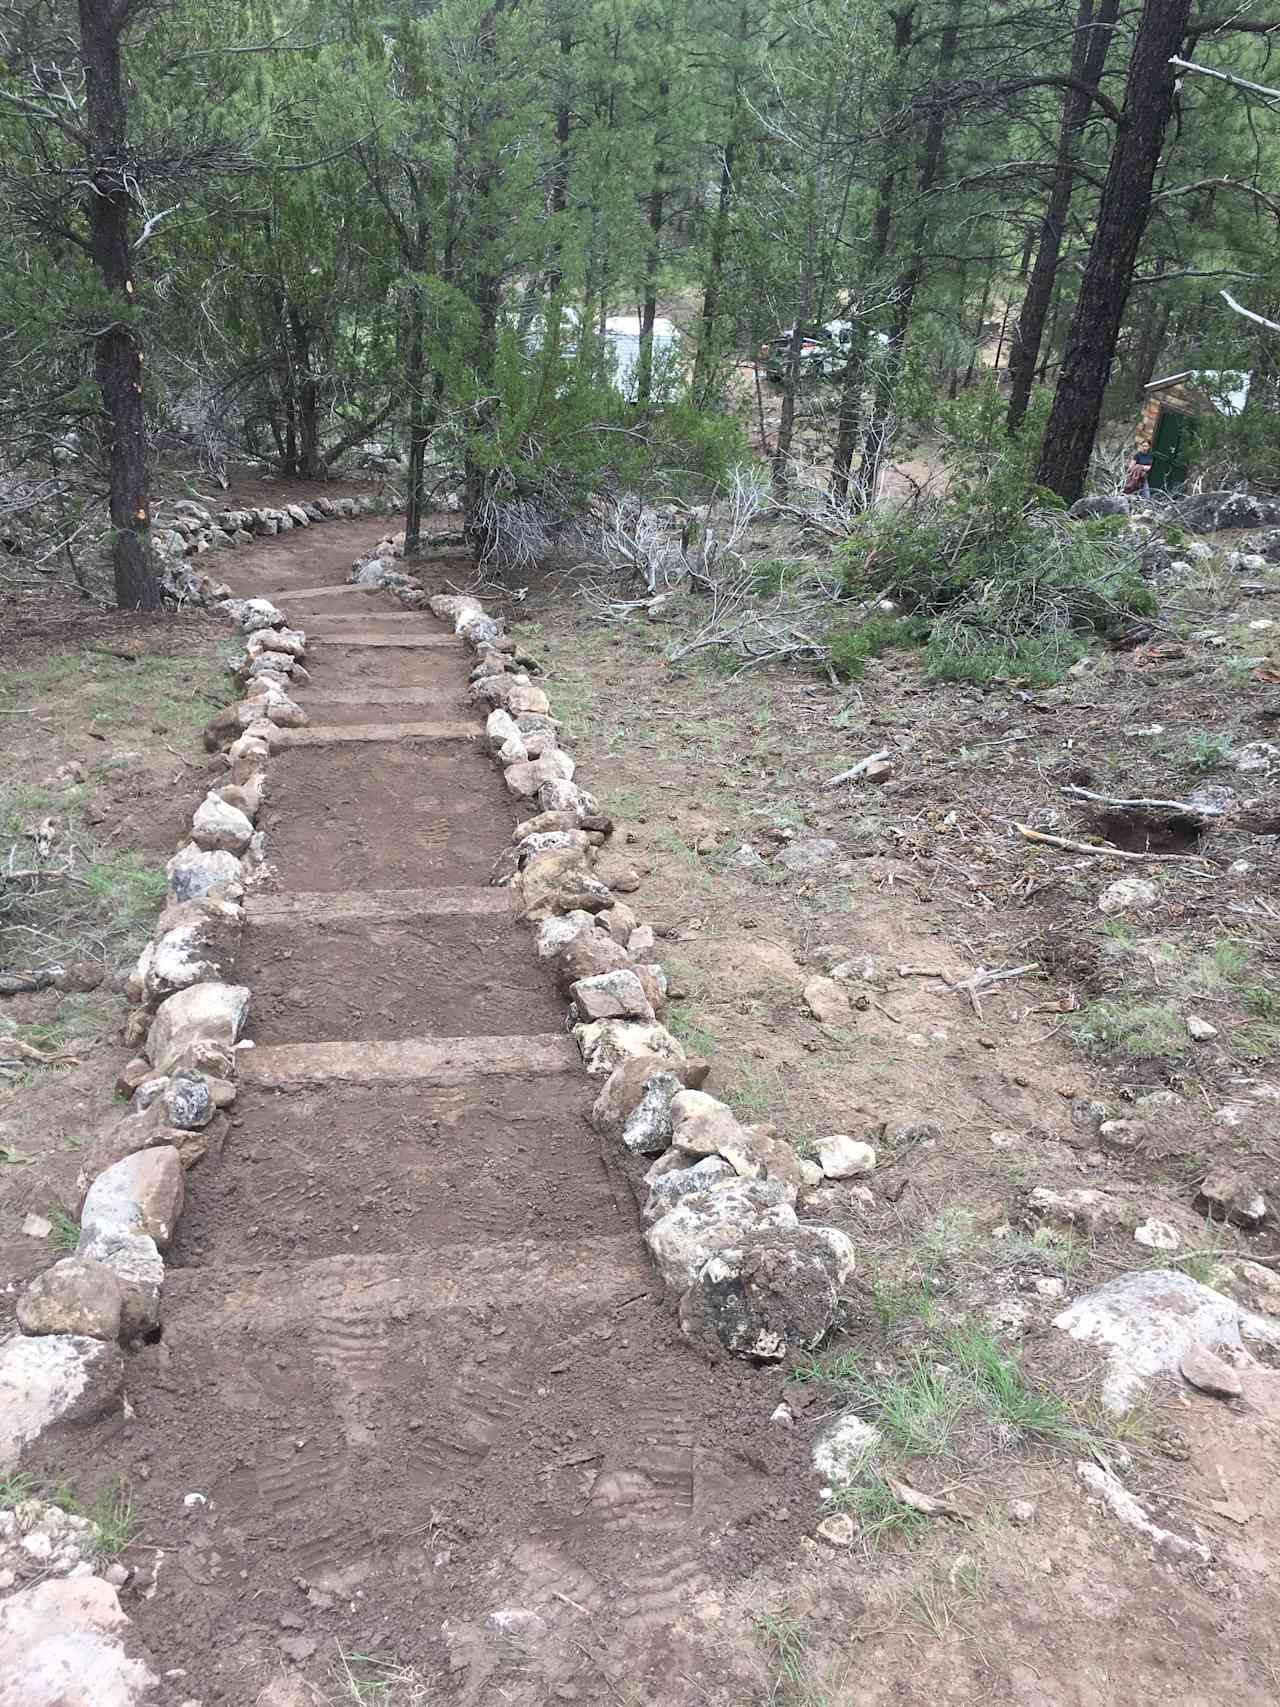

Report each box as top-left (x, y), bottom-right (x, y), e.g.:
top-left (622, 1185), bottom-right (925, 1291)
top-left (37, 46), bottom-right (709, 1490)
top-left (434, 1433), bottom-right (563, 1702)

top-left (1150, 407), bottom-right (1194, 492)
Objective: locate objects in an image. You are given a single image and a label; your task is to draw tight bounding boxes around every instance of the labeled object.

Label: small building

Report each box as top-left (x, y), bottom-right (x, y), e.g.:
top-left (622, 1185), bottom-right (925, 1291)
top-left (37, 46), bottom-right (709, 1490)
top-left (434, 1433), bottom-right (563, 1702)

top-left (1138, 368), bottom-right (1250, 490)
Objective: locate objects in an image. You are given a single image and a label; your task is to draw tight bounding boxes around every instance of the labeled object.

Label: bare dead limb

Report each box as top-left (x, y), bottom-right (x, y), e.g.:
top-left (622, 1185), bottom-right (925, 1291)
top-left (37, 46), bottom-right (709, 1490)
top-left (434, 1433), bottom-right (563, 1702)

top-left (824, 749), bottom-right (891, 787)
top-left (1061, 785), bottom-right (1224, 816)
top-left (1015, 824), bottom-right (1210, 863)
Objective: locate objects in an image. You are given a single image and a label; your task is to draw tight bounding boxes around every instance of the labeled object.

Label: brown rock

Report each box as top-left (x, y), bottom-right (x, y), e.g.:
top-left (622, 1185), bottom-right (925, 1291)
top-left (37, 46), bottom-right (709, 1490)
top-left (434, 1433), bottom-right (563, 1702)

top-left (17, 1258), bottom-right (124, 1342)
top-left (554, 931), bottom-right (633, 996)
top-left (715, 1123), bottom-right (807, 1197)
top-left (803, 976), bottom-right (852, 1025)
top-left (52, 962), bottom-right (104, 994)
top-left (590, 1053), bottom-right (702, 1136)
top-left (670, 1089), bottom-right (749, 1158)
top-left (592, 850), bottom-right (642, 892)
top-left (570, 970), bottom-right (655, 1023)
top-left (1195, 1169), bottom-right (1269, 1230)
top-left (114, 1057), bottom-right (153, 1100)
top-left (1180, 1343), bottom-right (1243, 1399)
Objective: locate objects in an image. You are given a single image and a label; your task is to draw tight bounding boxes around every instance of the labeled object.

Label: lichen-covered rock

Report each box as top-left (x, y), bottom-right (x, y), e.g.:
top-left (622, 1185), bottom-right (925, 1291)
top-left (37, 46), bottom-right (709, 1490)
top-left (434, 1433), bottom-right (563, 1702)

top-left (147, 981), bottom-right (249, 1075)
top-left (678, 1227), bottom-right (854, 1361)
top-left (590, 1052), bottom-right (701, 1135)
top-left (574, 1019), bottom-right (686, 1077)
top-left (16, 1259), bottom-right (124, 1342)
top-left (643, 1155), bottom-right (735, 1223)
top-left (1054, 1267), bottom-right (1280, 1412)
top-left (644, 1179), bottom-right (797, 1293)
top-left (0, 1334), bottom-right (123, 1470)
top-left (165, 843), bottom-right (243, 903)
top-left (570, 969), bottom-right (655, 1024)
top-left (191, 792), bottom-right (254, 855)
top-left (615, 1071), bottom-right (685, 1155)
top-left (162, 1072), bottom-right (214, 1131)
top-left (77, 1231), bottom-right (163, 1342)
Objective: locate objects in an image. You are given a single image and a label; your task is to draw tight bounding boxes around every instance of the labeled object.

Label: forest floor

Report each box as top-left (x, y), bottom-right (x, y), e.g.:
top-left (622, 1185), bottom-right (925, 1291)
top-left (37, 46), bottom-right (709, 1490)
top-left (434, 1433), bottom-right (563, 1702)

top-left (2, 490), bottom-right (1280, 1705)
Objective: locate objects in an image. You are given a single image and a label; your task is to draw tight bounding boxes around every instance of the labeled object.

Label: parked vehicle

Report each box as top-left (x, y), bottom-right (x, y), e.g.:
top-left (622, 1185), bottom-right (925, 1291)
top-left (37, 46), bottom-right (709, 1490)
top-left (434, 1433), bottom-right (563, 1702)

top-left (759, 319), bottom-right (852, 382)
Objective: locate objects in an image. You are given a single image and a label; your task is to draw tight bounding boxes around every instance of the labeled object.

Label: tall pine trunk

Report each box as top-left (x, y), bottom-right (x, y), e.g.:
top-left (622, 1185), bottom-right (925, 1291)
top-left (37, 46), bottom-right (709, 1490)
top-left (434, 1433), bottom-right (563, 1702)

top-left (855, 0), bottom-right (959, 509)
top-left (79, 0), bottom-right (158, 611)
top-left (1036, 0), bottom-right (1194, 502)
top-left (693, 135), bottom-right (737, 407)
top-left (1005, 0), bottom-right (1118, 434)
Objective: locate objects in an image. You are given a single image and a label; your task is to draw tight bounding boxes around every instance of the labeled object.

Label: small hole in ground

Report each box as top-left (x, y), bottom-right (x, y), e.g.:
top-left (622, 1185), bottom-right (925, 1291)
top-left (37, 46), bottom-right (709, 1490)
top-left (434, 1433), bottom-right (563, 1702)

top-left (1090, 809), bottom-right (1205, 854)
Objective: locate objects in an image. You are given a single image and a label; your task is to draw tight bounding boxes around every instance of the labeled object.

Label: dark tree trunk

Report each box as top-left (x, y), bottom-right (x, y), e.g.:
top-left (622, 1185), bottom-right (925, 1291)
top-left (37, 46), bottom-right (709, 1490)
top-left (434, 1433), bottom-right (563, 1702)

top-left (693, 134), bottom-right (737, 407)
top-left (289, 307), bottom-right (324, 481)
top-left (637, 79), bottom-right (669, 407)
top-left (1006, 0), bottom-right (1119, 434)
top-left (1036, 0), bottom-right (1195, 502)
top-left (78, 0), bottom-right (158, 611)
top-left (404, 292), bottom-right (428, 558)
top-left (829, 5), bottom-right (914, 502)
top-left (855, 0), bottom-right (957, 509)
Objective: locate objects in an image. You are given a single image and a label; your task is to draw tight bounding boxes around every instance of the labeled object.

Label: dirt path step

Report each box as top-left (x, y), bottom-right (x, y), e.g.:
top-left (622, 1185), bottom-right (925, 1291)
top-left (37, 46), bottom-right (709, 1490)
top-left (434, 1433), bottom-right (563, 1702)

top-left (309, 630), bottom-right (458, 649)
top-left (246, 886), bottom-right (511, 922)
top-left (238, 1032), bottom-right (580, 1089)
top-left (276, 719), bottom-right (482, 746)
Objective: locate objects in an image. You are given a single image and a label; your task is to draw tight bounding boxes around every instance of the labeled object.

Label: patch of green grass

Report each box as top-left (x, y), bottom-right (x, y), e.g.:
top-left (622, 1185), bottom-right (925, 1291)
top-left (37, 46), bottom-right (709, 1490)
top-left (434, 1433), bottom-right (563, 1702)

top-left (827, 613), bottom-right (930, 682)
top-left (91, 1476), bottom-right (136, 1560)
top-left (44, 1474), bottom-right (81, 1514)
top-left (662, 1003), bottom-right (719, 1056)
top-left (1185, 729), bottom-right (1234, 771)
top-left (0, 1472), bottom-right (36, 1509)
top-left (847, 1357), bottom-right (965, 1458)
top-left (1243, 985), bottom-right (1280, 1019)
top-left (48, 1209), bottom-right (80, 1253)
top-left (1073, 999), bottom-right (1186, 1060)
top-left (944, 1327), bottom-right (1072, 1442)
top-left (924, 628), bottom-right (1085, 688)
top-left (1234, 1023), bottom-right (1280, 1061)
top-left (80, 852), bottom-right (167, 933)
top-left (828, 1472), bottom-right (931, 1550)
top-left (866, 1263), bottom-right (941, 1333)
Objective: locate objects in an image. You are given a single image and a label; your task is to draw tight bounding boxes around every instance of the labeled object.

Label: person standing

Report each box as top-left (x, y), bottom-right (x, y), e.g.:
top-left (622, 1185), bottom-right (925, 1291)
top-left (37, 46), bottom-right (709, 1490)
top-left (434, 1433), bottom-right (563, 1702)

top-left (1125, 437), bottom-right (1155, 498)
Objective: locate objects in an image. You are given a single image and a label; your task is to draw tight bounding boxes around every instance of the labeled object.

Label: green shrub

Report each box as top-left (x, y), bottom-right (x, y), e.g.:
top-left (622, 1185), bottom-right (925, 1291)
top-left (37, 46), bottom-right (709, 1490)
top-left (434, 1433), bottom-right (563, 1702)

top-left (828, 613), bottom-right (930, 680)
top-left (831, 383), bottom-right (1157, 688)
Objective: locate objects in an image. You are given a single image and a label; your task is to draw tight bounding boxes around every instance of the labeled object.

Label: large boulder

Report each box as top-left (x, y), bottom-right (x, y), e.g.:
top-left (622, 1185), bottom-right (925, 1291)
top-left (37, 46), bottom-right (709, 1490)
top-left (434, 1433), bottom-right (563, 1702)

top-left (0, 1334), bottom-right (124, 1470)
top-left (0, 1575), bottom-right (159, 1707)
top-left (644, 1179), bottom-right (797, 1293)
top-left (80, 1146), bottom-right (184, 1251)
top-left (1174, 490), bottom-right (1280, 533)
top-left (146, 981), bottom-right (249, 1075)
top-left (1053, 1268), bottom-right (1280, 1412)
top-left (678, 1226), bottom-right (856, 1361)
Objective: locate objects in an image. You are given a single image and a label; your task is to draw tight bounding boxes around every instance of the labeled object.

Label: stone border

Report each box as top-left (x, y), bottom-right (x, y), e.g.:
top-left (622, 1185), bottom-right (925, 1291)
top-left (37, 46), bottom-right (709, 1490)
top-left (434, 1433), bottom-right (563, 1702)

top-left (350, 535), bottom-right (867, 1367)
top-left (0, 562), bottom-right (348, 1685)
top-left (1, 589), bottom-right (319, 1461)
top-left (154, 491), bottom-right (402, 606)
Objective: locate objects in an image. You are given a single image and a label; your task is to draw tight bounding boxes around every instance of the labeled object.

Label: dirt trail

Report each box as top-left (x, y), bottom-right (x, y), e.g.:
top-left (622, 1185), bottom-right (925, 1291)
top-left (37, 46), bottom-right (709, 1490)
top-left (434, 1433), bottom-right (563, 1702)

top-left (46, 520), bottom-right (795, 1704)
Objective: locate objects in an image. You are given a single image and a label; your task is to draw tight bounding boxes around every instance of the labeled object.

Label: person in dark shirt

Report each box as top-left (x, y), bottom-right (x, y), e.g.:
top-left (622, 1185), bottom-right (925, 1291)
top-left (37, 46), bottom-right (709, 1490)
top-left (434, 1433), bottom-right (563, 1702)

top-left (1125, 437), bottom-right (1155, 498)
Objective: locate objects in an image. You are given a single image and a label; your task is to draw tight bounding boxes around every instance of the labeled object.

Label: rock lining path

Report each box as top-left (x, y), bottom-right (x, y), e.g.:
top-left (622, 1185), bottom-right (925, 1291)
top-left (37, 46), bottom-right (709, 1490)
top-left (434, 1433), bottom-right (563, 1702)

top-left (56, 516), bottom-right (787, 1705)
